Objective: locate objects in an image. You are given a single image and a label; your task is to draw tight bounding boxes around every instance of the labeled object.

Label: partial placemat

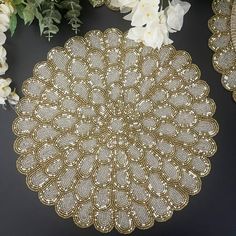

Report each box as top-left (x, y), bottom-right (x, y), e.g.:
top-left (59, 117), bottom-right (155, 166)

top-left (209, 0), bottom-right (236, 102)
top-left (89, 0), bottom-right (118, 9)
top-left (13, 28), bottom-right (218, 234)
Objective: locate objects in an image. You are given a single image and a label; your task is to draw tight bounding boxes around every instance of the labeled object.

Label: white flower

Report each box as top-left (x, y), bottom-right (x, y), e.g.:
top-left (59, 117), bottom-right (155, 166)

top-left (0, 1), bottom-right (18, 108)
top-left (0, 1), bottom-right (14, 73)
top-left (130, 0), bottom-right (160, 26)
top-left (0, 78), bottom-right (11, 98)
top-left (0, 31), bottom-right (6, 45)
top-left (0, 1), bottom-right (13, 33)
top-left (0, 95), bottom-right (6, 105)
top-left (116, 0), bottom-right (190, 49)
top-left (127, 26), bottom-right (145, 42)
top-left (0, 2), bottom-right (14, 15)
top-left (0, 13), bottom-right (9, 32)
top-left (172, 0), bottom-right (191, 13)
top-left (0, 45), bottom-right (8, 75)
top-left (0, 61), bottom-right (8, 75)
top-left (128, 10), bottom-right (173, 49)
top-left (0, 45), bottom-right (6, 57)
top-left (0, 78), bottom-right (19, 106)
top-left (166, 0), bottom-right (191, 32)
top-left (8, 89), bottom-right (19, 105)
top-left (143, 25), bottom-right (165, 49)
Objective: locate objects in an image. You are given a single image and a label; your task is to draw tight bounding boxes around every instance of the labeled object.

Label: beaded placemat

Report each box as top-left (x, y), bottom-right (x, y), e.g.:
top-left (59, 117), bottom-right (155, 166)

top-left (88, 0), bottom-right (118, 9)
top-left (13, 28), bottom-right (218, 234)
top-left (209, 0), bottom-right (236, 102)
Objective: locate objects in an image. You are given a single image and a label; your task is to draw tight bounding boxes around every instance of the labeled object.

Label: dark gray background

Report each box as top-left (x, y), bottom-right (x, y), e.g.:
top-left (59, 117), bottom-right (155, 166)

top-left (1, 0), bottom-right (236, 235)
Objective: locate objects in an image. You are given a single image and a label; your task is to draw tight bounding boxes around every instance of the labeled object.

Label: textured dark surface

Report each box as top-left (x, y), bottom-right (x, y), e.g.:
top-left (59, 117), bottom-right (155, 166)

top-left (0, 0), bottom-right (236, 235)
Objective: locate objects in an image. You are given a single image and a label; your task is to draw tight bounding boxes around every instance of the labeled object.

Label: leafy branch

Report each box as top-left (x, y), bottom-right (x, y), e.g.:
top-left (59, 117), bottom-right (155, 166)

top-left (60, 0), bottom-right (81, 34)
top-left (10, 0), bottom-right (84, 41)
top-left (40, 0), bottom-right (62, 41)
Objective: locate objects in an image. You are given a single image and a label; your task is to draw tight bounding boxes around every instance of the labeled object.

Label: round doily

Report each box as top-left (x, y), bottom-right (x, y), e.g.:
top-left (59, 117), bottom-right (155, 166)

top-left (89, 0), bottom-right (118, 9)
top-left (13, 28), bottom-right (218, 234)
top-left (209, 0), bottom-right (236, 102)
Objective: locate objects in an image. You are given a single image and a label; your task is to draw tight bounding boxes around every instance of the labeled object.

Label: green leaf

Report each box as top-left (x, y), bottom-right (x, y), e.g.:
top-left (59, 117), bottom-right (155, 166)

top-left (9, 14), bottom-right (17, 36)
top-left (35, 8), bottom-right (43, 21)
top-left (13, 0), bottom-right (25, 5)
top-left (13, 0), bottom-right (83, 40)
top-left (42, 9), bottom-right (61, 23)
top-left (35, 9), bottom-right (44, 35)
top-left (44, 24), bottom-right (59, 34)
top-left (60, 0), bottom-right (82, 34)
top-left (22, 5), bottom-right (35, 24)
top-left (34, 0), bottom-right (45, 6)
top-left (66, 9), bottom-right (78, 18)
top-left (16, 4), bottom-right (25, 19)
top-left (38, 21), bottom-right (44, 35)
top-left (60, 0), bottom-right (81, 9)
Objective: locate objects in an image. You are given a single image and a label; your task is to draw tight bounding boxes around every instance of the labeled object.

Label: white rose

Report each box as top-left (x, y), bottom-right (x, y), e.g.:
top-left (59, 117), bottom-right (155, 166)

top-left (8, 89), bottom-right (20, 105)
top-left (0, 46), bottom-right (7, 75)
top-left (0, 3), bottom-right (14, 16)
top-left (0, 78), bottom-right (19, 106)
top-left (0, 2), bottom-right (13, 33)
top-left (0, 78), bottom-right (12, 98)
top-left (0, 13), bottom-right (10, 32)
top-left (0, 61), bottom-right (8, 75)
top-left (0, 46), bottom-right (7, 58)
top-left (0, 31), bottom-right (6, 45)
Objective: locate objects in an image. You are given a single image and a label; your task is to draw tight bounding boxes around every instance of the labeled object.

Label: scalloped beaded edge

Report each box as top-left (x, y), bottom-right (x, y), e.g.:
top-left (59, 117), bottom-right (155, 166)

top-left (209, 0), bottom-right (236, 102)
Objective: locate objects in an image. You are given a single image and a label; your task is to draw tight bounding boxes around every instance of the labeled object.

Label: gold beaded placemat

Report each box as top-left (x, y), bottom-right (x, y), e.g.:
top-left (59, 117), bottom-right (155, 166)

top-left (13, 28), bottom-right (218, 234)
top-left (88, 0), bottom-right (118, 9)
top-left (209, 0), bottom-right (236, 102)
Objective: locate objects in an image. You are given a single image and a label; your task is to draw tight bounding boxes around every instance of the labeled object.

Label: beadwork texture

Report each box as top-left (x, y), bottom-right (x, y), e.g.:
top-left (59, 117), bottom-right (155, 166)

top-left (88, 0), bottom-right (118, 9)
top-left (13, 28), bottom-right (218, 234)
top-left (209, 0), bottom-right (236, 102)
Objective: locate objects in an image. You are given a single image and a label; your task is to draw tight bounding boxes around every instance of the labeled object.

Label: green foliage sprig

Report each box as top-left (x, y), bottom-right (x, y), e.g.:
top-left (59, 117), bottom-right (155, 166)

top-left (10, 0), bottom-right (83, 41)
top-left (40, 1), bottom-right (61, 40)
top-left (61, 0), bottom-right (82, 34)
